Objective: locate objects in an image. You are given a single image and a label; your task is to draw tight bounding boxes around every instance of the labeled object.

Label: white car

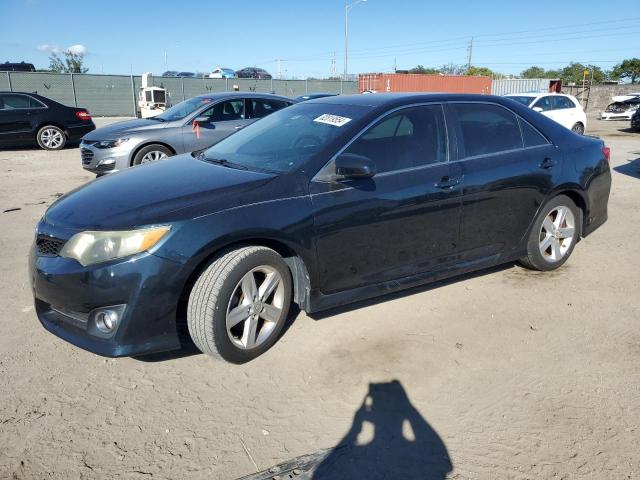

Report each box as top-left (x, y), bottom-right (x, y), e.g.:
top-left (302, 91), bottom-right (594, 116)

top-left (207, 68), bottom-right (236, 79)
top-left (504, 93), bottom-right (587, 134)
top-left (600, 95), bottom-right (640, 121)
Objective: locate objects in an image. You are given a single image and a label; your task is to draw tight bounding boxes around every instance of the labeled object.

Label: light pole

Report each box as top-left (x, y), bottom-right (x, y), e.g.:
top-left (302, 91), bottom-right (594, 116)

top-left (344, 0), bottom-right (367, 81)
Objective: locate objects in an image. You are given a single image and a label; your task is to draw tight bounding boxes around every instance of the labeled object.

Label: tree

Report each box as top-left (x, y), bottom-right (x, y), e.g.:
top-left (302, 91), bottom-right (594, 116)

top-left (439, 63), bottom-right (467, 75)
top-left (520, 66), bottom-right (547, 78)
top-left (49, 51), bottom-right (88, 73)
top-left (612, 58), bottom-right (640, 84)
top-left (559, 62), bottom-right (604, 84)
top-left (408, 65), bottom-right (440, 74)
top-left (467, 65), bottom-right (499, 77)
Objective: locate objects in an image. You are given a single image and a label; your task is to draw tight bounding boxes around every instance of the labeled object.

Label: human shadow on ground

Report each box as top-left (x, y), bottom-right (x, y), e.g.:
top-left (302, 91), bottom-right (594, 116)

top-left (613, 158), bottom-right (640, 180)
top-left (312, 380), bottom-right (452, 480)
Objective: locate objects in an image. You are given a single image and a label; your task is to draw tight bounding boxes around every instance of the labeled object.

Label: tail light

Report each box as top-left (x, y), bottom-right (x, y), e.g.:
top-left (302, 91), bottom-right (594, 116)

top-left (602, 145), bottom-right (610, 164)
top-left (75, 110), bottom-right (91, 121)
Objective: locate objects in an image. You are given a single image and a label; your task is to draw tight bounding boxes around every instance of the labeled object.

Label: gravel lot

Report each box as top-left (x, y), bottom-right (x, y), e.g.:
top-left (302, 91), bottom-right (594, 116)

top-left (1, 115), bottom-right (639, 479)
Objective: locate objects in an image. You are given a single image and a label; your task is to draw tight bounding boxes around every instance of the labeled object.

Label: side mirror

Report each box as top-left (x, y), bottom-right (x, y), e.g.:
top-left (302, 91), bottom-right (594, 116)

top-left (532, 107), bottom-right (543, 113)
top-left (193, 116), bottom-right (210, 124)
top-left (335, 153), bottom-right (376, 180)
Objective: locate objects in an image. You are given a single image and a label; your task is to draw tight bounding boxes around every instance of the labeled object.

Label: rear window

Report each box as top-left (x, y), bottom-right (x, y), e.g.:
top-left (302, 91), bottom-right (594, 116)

top-left (452, 103), bottom-right (523, 157)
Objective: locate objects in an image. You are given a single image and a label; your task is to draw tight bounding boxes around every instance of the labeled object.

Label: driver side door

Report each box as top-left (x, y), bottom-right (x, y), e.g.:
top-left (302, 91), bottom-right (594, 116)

top-left (182, 98), bottom-right (248, 152)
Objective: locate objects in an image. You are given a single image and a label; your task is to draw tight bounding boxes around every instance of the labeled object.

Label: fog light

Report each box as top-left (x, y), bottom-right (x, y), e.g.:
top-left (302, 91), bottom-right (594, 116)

top-left (94, 309), bottom-right (119, 333)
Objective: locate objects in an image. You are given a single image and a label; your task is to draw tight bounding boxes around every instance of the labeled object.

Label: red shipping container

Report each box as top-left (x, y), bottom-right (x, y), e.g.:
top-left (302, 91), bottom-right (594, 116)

top-left (359, 73), bottom-right (492, 95)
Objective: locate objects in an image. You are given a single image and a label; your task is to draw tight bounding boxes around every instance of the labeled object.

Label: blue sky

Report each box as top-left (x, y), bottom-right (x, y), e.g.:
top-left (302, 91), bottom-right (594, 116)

top-left (1, 0), bottom-right (638, 77)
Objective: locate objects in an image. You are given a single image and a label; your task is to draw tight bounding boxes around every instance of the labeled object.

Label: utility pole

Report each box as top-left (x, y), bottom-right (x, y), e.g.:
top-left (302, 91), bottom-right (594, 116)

top-left (394, 57), bottom-right (397, 73)
top-left (276, 59), bottom-right (284, 79)
top-left (344, 0), bottom-right (367, 81)
top-left (330, 52), bottom-right (336, 77)
top-left (466, 37), bottom-right (473, 72)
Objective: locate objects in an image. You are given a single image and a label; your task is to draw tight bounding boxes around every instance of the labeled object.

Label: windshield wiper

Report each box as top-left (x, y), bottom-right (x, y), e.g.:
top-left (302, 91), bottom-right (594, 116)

top-left (205, 157), bottom-right (248, 170)
top-left (150, 117), bottom-right (165, 122)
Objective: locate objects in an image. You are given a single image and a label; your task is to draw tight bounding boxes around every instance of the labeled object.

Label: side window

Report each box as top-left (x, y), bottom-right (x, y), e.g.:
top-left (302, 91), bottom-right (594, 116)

top-left (343, 105), bottom-right (447, 173)
top-left (452, 103), bottom-right (523, 157)
top-left (202, 99), bottom-right (245, 122)
top-left (251, 99), bottom-right (289, 119)
top-left (533, 96), bottom-right (553, 111)
top-left (552, 96), bottom-right (576, 109)
top-left (519, 118), bottom-right (549, 148)
top-left (1, 94), bottom-right (32, 109)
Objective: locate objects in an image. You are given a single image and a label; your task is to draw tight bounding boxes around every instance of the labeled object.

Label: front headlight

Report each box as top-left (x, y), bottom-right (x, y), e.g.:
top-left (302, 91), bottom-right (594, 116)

top-left (60, 226), bottom-right (170, 266)
top-left (94, 138), bottom-right (130, 149)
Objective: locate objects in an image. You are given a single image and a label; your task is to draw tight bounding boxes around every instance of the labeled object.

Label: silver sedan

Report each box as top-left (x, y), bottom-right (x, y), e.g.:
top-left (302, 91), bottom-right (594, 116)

top-left (80, 92), bottom-right (292, 175)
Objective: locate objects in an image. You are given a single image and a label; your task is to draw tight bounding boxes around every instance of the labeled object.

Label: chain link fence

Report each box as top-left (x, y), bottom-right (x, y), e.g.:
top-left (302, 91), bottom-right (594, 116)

top-left (2, 72), bottom-right (358, 116)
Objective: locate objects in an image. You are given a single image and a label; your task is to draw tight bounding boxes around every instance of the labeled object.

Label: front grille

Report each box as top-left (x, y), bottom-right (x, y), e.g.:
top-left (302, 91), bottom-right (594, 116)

top-left (36, 236), bottom-right (66, 256)
top-left (81, 148), bottom-right (94, 165)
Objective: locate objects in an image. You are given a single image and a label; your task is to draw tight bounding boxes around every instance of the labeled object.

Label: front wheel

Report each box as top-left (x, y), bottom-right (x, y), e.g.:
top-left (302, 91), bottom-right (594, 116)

top-left (187, 246), bottom-right (292, 363)
top-left (131, 144), bottom-right (172, 166)
top-left (571, 122), bottom-right (585, 135)
top-left (519, 195), bottom-right (581, 271)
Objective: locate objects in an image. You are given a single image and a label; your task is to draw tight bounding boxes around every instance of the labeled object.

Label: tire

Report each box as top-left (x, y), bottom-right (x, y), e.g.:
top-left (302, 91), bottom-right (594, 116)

top-left (187, 246), bottom-right (292, 363)
top-left (571, 122), bottom-right (585, 135)
top-left (36, 125), bottom-right (66, 150)
top-left (519, 195), bottom-right (581, 271)
top-left (131, 144), bottom-right (172, 166)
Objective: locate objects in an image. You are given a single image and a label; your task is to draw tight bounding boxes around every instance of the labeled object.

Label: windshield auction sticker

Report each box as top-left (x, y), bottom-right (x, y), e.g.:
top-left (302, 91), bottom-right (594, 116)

top-left (313, 114), bottom-right (352, 127)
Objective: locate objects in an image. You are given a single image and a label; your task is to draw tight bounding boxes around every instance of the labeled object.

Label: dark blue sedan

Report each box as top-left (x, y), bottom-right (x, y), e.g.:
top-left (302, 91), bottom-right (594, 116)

top-left (30, 94), bottom-right (611, 363)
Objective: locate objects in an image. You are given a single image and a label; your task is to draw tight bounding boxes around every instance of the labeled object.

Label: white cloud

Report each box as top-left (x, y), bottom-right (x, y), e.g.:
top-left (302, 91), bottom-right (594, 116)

top-left (36, 44), bottom-right (88, 56)
top-left (37, 44), bottom-right (61, 54)
top-left (66, 44), bottom-right (87, 56)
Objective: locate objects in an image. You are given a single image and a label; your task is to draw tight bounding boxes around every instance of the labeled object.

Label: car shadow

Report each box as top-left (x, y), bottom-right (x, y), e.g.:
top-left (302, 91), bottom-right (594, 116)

top-left (237, 380), bottom-right (452, 480)
top-left (617, 128), bottom-right (638, 134)
top-left (309, 262), bottom-right (515, 321)
top-left (613, 158), bottom-right (640, 179)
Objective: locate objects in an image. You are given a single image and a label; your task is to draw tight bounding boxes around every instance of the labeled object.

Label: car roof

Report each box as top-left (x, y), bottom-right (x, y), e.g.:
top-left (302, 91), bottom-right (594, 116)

top-left (193, 91), bottom-right (291, 101)
top-left (307, 92), bottom-right (529, 108)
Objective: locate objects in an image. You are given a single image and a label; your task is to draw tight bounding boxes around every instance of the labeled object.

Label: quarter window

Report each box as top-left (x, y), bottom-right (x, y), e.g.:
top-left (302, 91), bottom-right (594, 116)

top-left (343, 105), bottom-right (447, 173)
top-left (519, 118), bottom-right (549, 147)
top-left (451, 103), bottom-right (523, 157)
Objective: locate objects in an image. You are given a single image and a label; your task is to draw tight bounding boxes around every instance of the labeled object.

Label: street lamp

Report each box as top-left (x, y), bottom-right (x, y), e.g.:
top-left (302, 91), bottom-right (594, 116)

top-left (344, 0), bottom-right (367, 81)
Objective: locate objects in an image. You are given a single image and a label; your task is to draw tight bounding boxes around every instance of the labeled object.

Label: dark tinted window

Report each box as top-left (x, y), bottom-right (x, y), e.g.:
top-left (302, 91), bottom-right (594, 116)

top-left (551, 96), bottom-right (576, 109)
top-left (532, 96), bottom-right (553, 111)
top-left (0, 94), bottom-right (33, 109)
top-left (508, 96), bottom-right (535, 106)
top-left (344, 105), bottom-right (447, 173)
top-left (202, 99), bottom-right (245, 122)
top-left (519, 118), bottom-right (549, 147)
top-left (251, 99), bottom-right (289, 119)
top-left (452, 103), bottom-right (523, 157)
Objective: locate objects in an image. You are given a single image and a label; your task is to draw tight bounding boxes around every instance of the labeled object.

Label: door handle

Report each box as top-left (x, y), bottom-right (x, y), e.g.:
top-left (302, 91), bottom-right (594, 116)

top-left (435, 176), bottom-right (461, 189)
top-left (234, 125), bottom-right (244, 130)
top-left (539, 157), bottom-right (554, 169)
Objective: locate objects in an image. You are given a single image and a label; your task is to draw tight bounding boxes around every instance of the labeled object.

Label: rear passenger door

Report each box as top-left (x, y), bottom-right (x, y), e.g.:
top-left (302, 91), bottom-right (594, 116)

top-left (449, 102), bottom-right (558, 260)
top-left (310, 104), bottom-right (463, 294)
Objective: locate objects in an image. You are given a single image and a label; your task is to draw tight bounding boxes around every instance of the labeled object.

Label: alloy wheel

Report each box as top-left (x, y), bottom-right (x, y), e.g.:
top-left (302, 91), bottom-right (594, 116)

top-left (140, 150), bottom-right (168, 163)
top-left (40, 128), bottom-right (64, 149)
top-left (538, 206), bottom-right (576, 262)
top-left (226, 266), bottom-right (285, 349)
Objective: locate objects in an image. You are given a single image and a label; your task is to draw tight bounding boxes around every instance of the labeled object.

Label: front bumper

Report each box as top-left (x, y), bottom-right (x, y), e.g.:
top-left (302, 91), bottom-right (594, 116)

top-left (80, 141), bottom-right (132, 175)
top-left (29, 224), bottom-right (185, 357)
top-left (600, 111), bottom-right (635, 120)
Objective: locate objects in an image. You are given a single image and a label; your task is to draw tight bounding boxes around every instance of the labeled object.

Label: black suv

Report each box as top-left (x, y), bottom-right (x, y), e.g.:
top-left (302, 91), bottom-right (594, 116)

top-left (0, 61), bottom-right (36, 72)
top-left (632, 109), bottom-right (640, 132)
top-left (236, 67), bottom-right (272, 79)
top-left (0, 92), bottom-right (95, 150)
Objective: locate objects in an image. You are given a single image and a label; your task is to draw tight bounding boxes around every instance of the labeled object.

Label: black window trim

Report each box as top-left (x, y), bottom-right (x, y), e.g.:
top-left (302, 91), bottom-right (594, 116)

top-left (447, 100), bottom-right (553, 162)
top-left (0, 93), bottom-right (47, 110)
top-left (312, 101), bottom-right (451, 183)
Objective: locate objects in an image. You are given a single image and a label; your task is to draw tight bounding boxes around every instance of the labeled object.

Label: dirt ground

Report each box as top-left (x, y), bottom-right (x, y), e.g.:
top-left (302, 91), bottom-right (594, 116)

top-left (0, 115), bottom-right (639, 479)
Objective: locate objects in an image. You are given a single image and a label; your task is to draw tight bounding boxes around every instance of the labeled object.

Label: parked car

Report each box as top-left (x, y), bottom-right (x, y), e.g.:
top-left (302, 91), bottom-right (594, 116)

top-left (294, 93), bottom-right (338, 102)
top-left (208, 68), bottom-right (236, 79)
top-left (504, 93), bottom-right (587, 134)
top-left (161, 71), bottom-right (179, 77)
top-left (600, 96), bottom-right (640, 121)
top-left (0, 91), bottom-right (95, 150)
top-left (236, 67), bottom-right (272, 79)
top-left (176, 72), bottom-right (196, 78)
top-left (631, 109), bottom-right (640, 132)
top-left (79, 92), bottom-right (292, 174)
top-left (0, 61), bottom-right (35, 72)
top-left (31, 93), bottom-right (611, 363)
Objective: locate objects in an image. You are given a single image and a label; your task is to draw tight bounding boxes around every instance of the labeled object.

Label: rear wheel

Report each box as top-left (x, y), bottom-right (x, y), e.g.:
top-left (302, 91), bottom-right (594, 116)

top-left (519, 195), bottom-right (581, 271)
top-left (37, 125), bottom-right (66, 150)
top-left (132, 144), bottom-right (172, 166)
top-left (571, 122), bottom-right (584, 135)
top-left (187, 246), bottom-right (292, 363)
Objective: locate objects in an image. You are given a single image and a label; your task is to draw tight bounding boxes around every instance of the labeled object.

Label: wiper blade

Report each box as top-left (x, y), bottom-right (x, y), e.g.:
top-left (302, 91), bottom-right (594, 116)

top-left (150, 116), bottom-right (165, 122)
top-left (205, 157), bottom-right (248, 170)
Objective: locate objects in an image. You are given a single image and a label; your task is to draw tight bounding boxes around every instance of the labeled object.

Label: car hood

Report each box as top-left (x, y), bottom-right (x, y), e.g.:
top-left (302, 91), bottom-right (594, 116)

top-left (44, 154), bottom-right (277, 230)
top-left (83, 118), bottom-right (168, 140)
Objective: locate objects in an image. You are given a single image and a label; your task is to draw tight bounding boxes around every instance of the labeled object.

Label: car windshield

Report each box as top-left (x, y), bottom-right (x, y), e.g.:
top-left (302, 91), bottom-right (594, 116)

top-left (155, 97), bottom-right (214, 122)
top-left (202, 102), bottom-right (371, 173)
top-left (507, 96), bottom-right (536, 106)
